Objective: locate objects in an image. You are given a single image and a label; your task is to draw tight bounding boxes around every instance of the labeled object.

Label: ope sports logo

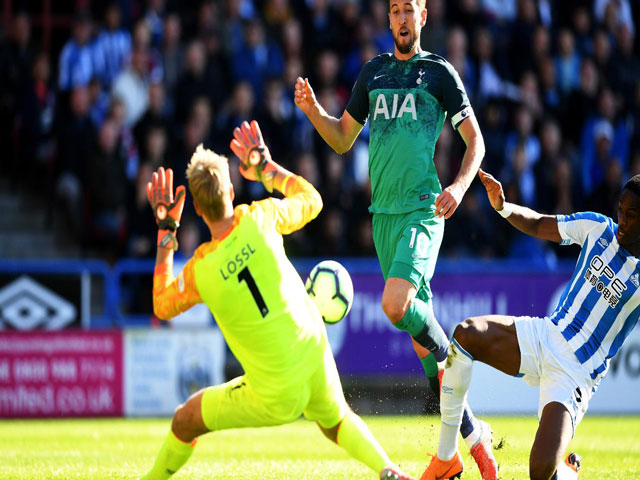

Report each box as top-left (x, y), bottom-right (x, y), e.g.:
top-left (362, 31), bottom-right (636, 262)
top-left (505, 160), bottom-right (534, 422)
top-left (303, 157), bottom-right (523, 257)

top-left (583, 255), bottom-right (627, 309)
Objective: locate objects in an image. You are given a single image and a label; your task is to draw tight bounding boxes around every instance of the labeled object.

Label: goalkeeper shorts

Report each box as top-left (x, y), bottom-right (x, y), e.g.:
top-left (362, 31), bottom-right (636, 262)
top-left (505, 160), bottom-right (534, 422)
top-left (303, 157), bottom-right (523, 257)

top-left (201, 342), bottom-right (348, 431)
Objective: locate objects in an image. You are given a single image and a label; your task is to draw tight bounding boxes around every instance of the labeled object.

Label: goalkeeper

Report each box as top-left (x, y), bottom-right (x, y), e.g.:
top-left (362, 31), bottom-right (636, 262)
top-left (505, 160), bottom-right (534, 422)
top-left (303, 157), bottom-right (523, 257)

top-left (140, 121), bottom-right (416, 480)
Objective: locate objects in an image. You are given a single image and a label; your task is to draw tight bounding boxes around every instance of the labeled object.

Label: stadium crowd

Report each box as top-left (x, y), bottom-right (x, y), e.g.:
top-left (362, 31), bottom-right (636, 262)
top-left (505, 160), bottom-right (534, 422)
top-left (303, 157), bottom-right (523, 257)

top-left (1, 0), bottom-right (640, 262)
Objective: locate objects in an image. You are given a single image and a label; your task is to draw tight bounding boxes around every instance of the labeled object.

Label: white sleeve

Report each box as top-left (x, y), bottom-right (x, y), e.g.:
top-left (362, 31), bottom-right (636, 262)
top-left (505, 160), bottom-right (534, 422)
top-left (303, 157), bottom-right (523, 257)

top-left (556, 212), bottom-right (611, 247)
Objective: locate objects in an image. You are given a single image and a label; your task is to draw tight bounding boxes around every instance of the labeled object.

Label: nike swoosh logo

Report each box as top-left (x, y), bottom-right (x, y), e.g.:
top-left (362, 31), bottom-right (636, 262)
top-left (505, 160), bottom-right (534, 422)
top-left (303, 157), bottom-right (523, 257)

top-left (374, 74), bottom-right (386, 80)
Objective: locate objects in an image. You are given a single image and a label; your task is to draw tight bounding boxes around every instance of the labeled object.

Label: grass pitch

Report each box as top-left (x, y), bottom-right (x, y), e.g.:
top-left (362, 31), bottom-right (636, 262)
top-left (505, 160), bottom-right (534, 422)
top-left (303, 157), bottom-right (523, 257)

top-left (0, 415), bottom-right (639, 479)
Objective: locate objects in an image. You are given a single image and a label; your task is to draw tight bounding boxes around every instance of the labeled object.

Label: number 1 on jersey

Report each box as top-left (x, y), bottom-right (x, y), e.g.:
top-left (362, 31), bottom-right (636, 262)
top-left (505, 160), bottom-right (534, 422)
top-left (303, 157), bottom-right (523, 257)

top-left (238, 267), bottom-right (269, 317)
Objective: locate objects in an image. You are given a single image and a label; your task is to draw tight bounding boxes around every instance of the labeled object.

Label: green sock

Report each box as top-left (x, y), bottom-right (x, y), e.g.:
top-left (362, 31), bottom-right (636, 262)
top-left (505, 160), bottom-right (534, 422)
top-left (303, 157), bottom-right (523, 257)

top-left (393, 298), bottom-right (449, 362)
top-left (336, 411), bottom-right (392, 474)
top-left (419, 352), bottom-right (439, 378)
top-left (140, 430), bottom-right (196, 480)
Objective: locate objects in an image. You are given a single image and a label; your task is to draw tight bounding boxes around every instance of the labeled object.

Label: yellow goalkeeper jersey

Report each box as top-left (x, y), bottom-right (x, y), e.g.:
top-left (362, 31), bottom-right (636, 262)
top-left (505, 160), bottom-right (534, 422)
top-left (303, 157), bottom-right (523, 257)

top-left (153, 175), bottom-right (326, 399)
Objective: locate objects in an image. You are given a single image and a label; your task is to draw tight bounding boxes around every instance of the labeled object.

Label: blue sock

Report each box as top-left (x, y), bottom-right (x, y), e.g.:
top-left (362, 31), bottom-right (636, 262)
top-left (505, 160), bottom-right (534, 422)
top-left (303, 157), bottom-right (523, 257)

top-left (394, 298), bottom-right (448, 362)
top-left (461, 407), bottom-right (478, 440)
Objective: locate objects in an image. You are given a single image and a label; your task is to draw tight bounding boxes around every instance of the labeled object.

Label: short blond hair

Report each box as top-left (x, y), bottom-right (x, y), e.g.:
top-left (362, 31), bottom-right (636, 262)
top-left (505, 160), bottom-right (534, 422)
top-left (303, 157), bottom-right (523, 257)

top-left (186, 144), bottom-right (231, 221)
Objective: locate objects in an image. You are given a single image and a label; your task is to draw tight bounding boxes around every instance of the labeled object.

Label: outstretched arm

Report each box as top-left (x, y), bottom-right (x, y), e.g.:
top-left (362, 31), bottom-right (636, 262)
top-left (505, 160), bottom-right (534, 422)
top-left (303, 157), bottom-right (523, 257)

top-left (479, 169), bottom-right (562, 243)
top-left (147, 167), bottom-right (202, 320)
top-left (294, 77), bottom-right (363, 154)
top-left (230, 120), bottom-right (323, 233)
top-left (435, 116), bottom-right (485, 219)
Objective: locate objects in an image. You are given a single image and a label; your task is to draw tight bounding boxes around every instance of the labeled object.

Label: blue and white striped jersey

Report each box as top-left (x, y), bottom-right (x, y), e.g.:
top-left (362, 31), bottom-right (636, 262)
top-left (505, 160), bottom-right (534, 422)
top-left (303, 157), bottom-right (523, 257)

top-left (550, 212), bottom-right (640, 382)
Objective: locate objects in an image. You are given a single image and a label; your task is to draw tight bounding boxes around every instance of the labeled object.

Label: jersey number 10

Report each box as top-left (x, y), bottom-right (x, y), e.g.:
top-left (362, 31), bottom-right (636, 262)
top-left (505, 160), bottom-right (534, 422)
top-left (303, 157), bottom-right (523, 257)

top-left (238, 267), bottom-right (269, 318)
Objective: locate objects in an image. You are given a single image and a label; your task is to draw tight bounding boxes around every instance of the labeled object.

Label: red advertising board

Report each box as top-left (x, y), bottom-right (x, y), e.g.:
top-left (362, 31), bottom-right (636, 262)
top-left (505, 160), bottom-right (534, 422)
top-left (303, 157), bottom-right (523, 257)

top-left (0, 331), bottom-right (123, 417)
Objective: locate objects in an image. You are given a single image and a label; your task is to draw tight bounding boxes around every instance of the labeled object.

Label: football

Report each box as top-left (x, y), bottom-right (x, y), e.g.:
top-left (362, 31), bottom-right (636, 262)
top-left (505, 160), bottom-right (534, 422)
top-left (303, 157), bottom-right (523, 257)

top-left (305, 260), bottom-right (354, 324)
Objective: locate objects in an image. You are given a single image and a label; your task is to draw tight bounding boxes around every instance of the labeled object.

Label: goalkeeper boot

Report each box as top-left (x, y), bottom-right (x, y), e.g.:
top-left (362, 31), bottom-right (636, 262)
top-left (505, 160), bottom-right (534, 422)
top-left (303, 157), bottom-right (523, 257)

top-left (420, 452), bottom-right (463, 480)
top-left (469, 420), bottom-right (499, 480)
top-left (380, 466), bottom-right (417, 480)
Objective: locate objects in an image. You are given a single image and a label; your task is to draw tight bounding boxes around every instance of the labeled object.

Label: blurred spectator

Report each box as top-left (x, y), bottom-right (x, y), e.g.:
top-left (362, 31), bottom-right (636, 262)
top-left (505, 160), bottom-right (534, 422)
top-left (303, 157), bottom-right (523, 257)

top-left (562, 58), bottom-right (599, 147)
top-left (258, 79), bottom-right (295, 165)
top-left (472, 27), bottom-right (517, 105)
top-left (231, 19), bottom-right (284, 102)
top-left (446, 27), bottom-right (475, 96)
top-left (519, 70), bottom-right (543, 119)
top-left (87, 118), bottom-right (128, 255)
top-left (592, 29), bottom-right (613, 85)
top-left (143, 0), bottom-right (166, 47)
top-left (586, 157), bottom-right (623, 219)
top-left (610, 25), bottom-right (640, 108)
top-left (443, 187), bottom-right (496, 258)
top-left (281, 18), bottom-right (304, 59)
top-left (453, 0), bottom-right (484, 39)
top-left (58, 11), bottom-right (99, 92)
top-left (263, 0), bottom-right (294, 36)
top-left (95, 2), bottom-right (132, 88)
top-left (134, 82), bottom-right (171, 157)
top-left (595, 0), bottom-right (635, 35)
top-left (89, 76), bottom-right (111, 128)
top-left (141, 125), bottom-right (168, 169)
top-left (482, 0), bottom-right (517, 22)
top-left (554, 29), bottom-right (581, 95)
top-left (504, 105), bottom-right (540, 176)
top-left (302, 0), bottom-right (341, 55)
top-left (508, 0), bottom-right (539, 82)
top-left (0, 12), bottom-right (34, 167)
top-left (108, 97), bottom-right (140, 181)
top-left (55, 86), bottom-right (96, 239)
top-left (534, 119), bottom-right (563, 210)
top-left (127, 161), bottom-right (157, 258)
top-left (503, 106), bottom-right (540, 206)
top-left (216, 81), bottom-right (256, 146)
top-left (17, 51), bottom-right (55, 190)
top-left (132, 19), bottom-right (163, 82)
top-left (546, 158), bottom-right (578, 216)
top-left (371, 0), bottom-right (395, 54)
top-left (112, 47), bottom-right (151, 127)
top-left (161, 12), bottom-right (184, 96)
top-left (538, 58), bottom-right (560, 113)
top-left (580, 88), bottom-right (630, 196)
top-left (572, 7), bottom-right (593, 57)
top-left (478, 99), bottom-right (506, 174)
top-left (419, 0), bottom-right (446, 54)
top-left (174, 40), bottom-right (217, 123)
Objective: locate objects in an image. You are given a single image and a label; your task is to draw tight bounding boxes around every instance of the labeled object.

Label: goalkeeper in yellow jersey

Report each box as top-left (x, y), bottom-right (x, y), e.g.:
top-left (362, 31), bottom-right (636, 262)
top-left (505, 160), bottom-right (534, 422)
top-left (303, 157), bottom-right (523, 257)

top-left (140, 120), bottom-right (416, 480)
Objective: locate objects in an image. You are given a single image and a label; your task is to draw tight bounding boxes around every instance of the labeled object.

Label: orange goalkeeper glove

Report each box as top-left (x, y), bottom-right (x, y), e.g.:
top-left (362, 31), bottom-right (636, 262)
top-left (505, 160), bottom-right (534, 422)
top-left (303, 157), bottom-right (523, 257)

top-left (229, 120), bottom-right (278, 192)
top-left (146, 166), bottom-right (186, 251)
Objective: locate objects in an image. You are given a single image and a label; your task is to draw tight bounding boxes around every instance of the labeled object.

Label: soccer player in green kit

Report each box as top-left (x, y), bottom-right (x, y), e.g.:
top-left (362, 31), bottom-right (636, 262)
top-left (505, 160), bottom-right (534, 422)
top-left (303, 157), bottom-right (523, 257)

top-left (294, 1), bottom-right (497, 478)
top-left (140, 121), bottom-right (417, 480)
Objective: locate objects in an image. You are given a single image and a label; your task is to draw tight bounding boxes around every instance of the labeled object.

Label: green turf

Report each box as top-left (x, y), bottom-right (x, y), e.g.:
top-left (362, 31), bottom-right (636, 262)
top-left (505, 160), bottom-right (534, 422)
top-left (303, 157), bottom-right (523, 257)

top-left (0, 415), bottom-right (639, 479)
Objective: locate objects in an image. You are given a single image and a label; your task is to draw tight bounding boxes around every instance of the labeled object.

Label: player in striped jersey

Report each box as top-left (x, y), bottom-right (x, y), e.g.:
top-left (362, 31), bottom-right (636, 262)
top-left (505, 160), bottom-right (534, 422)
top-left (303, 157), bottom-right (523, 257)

top-left (140, 121), bottom-right (416, 480)
top-left (423, 169), bottom-right (640, 480)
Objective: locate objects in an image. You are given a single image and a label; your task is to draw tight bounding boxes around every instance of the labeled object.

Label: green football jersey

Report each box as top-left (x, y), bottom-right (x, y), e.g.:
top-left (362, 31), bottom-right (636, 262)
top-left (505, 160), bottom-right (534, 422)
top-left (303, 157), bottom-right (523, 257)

top-left (346, 52), bottom-right (472, 215)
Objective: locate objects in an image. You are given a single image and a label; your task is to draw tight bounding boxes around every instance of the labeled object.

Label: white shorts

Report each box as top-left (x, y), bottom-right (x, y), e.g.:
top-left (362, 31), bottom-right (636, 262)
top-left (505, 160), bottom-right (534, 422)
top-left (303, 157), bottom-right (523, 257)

top-left (515, 316), bottom-right (596, 433)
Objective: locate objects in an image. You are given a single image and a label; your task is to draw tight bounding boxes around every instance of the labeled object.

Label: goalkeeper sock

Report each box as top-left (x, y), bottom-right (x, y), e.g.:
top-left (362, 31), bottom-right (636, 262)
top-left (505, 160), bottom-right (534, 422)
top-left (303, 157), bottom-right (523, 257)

top-left (336, 411), bottom-right (392, 473)
top-left (437, 339), bottom-right (474, 461)
top-left (393, 298), bottom-right (449, 363)
top-left (140, 430), bottom-right (197, 480)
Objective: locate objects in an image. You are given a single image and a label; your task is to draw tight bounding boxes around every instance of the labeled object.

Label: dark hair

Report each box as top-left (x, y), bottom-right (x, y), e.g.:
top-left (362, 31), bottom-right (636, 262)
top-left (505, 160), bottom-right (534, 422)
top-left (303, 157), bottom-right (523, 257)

top-left (624, 174), bottom-right (640, 198)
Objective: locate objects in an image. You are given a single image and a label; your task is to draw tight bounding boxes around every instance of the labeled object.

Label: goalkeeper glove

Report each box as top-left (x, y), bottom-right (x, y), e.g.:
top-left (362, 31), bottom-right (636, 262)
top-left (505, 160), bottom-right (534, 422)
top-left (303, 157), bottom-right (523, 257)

top-left (146, 166), bottom-right (186, 251)
top-left (229, 120), bottom-right (278, 192)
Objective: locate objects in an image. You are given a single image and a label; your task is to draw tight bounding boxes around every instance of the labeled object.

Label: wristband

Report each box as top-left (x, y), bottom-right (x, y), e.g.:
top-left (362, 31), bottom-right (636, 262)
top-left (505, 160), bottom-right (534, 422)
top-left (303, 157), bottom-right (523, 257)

top-left (497, 203), bottom-right (513, 218)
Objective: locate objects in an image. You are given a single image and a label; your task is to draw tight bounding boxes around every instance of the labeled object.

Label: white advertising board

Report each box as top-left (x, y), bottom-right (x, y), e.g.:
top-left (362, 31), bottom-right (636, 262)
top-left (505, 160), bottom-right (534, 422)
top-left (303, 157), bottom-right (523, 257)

top-left (124, 329), bottom-right (225, 416)
top-left (468, 326), bottom-right (640, 415)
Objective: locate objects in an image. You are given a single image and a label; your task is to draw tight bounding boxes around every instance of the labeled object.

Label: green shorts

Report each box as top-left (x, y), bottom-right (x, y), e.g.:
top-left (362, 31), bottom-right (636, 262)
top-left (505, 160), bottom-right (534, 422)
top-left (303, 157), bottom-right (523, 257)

top-left (372, 209), bottom-right (444, 301)
top-left (200, 341), bottom-right (348, 431)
